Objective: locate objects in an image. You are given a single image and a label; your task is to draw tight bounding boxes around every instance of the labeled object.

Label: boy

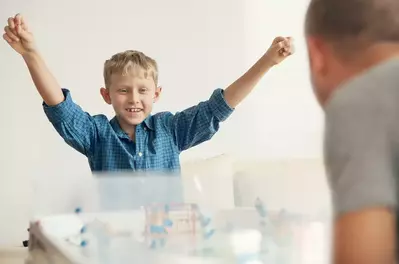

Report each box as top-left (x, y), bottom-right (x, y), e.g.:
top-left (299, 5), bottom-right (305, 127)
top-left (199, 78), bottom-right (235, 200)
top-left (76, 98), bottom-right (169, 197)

top-left (3, 13), bottom-right (294, 173)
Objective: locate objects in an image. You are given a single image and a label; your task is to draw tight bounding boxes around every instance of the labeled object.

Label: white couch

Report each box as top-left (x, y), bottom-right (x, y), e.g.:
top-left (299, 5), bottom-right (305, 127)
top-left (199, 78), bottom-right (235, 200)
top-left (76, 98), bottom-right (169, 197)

top-left (182, 154), bottom-right (331, 215)
top-left (0, 155), bottom-right (331, 263)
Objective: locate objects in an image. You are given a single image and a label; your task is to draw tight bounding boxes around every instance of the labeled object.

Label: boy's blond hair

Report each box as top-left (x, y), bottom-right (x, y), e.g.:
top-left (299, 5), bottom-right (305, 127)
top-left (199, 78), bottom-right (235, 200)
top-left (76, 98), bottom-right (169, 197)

top-left (103, 50), bottom-right (158, 88)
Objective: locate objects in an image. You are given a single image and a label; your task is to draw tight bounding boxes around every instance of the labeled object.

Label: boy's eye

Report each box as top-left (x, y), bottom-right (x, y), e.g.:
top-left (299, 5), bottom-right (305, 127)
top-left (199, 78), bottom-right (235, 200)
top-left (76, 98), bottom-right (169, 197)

top-left (119, 89), bottom-right (128, 93)
top-left (139, 87), bottom-right (148, 93)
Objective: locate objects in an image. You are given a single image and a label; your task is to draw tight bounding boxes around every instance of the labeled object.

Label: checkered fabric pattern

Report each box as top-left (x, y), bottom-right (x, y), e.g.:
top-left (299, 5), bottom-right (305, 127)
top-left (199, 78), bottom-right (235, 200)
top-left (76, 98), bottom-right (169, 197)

top-left (43, 88), bottom-right (234, 173)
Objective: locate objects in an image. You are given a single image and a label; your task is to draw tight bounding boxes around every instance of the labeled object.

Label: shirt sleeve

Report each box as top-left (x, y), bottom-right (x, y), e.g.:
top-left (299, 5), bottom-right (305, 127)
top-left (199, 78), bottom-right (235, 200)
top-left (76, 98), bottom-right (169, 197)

top-left (164, 88), bottom-right (234, 152)
top-left (324, 98), bottom-right (397, 217)
top-left (43, 89), bottom-right (98, 157)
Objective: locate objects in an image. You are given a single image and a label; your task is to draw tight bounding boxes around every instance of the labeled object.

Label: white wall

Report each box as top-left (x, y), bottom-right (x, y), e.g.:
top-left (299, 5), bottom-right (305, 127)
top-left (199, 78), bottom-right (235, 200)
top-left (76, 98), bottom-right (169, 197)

top-left (0, 0), bottom-right (320, 246)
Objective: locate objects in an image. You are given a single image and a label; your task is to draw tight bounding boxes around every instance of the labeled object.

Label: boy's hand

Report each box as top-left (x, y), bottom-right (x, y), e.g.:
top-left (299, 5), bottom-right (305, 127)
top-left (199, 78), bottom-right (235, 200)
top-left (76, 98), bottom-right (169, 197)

top-left (3, 14), bottom-right (36, 56)
top-left (224, 35), bottom-right (295, 108)
top-left (264, 36), bottom-right (294, 66)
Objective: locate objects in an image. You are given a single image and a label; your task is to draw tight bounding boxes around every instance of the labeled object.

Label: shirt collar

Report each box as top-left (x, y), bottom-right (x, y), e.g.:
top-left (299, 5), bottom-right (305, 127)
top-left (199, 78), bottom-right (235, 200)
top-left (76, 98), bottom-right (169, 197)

top-left (143, 115), bottom-right (155, 130)
top-left (110, 115), bottom-right (155, 138)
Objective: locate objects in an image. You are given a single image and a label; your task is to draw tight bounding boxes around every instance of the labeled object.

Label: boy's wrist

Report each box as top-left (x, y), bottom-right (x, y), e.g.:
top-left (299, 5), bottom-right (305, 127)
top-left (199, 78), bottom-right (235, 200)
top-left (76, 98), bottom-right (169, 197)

top-left (259, 53), bottom-right (277, 69)
top-left (22, 50), bottom-right (40, 62)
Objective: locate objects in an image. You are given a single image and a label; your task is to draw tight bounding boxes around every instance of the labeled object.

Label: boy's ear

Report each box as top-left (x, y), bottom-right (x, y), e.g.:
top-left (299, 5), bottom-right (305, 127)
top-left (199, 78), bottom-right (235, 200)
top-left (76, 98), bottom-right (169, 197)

top-left (100, 87), bottom-right (112, 105)
top-left (153, 86), bottom-right (162, 103)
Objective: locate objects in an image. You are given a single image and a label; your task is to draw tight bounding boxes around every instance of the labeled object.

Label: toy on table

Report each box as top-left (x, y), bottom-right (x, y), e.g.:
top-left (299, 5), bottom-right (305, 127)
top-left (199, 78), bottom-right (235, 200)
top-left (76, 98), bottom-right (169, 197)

top-left (255, 198), bottom-right (294, 248)
top-left (143, 203), bottom-right (215, 250)
top-left (65, 207), bottom-right (132, 249)
top-left (146, 203), bottom-right (174, 249)
top-left (198, 213), bottom-right (215, 240)
top-left (255, 197), bottom-right (271, 254)
top-left (193, 203), bottom-right (215, 241)
top-left (62, 203), bottom-right (219, 263)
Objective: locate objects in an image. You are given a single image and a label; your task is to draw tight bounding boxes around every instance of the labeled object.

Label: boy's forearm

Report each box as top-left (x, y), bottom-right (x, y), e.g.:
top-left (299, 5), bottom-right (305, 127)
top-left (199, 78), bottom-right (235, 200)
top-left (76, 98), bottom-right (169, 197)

top-left (224, 54), bottom-right (274, 108)
top-left (23, 52), bottom-right (64, 106)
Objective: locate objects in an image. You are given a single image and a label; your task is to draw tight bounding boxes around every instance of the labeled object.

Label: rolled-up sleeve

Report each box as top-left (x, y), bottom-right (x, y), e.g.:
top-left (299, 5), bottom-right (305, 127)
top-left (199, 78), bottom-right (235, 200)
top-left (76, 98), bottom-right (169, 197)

top-left (43, 89), bottom-right (98, 157)
top-left (207, 88), bottom-right (235, 121)
top-left (165, 88), bottom-right (234, 152)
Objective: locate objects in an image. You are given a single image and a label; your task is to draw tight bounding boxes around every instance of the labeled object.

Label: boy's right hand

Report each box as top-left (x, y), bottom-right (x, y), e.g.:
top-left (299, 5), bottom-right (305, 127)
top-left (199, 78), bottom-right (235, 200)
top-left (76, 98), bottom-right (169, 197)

top-left (3, 14), bottom-right (36, 56)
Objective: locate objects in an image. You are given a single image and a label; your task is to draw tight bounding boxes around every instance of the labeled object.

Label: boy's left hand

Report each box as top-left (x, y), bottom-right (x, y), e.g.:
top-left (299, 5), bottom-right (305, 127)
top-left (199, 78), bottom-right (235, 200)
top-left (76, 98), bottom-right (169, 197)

top-left (264, 36), bottom-right (294, 66)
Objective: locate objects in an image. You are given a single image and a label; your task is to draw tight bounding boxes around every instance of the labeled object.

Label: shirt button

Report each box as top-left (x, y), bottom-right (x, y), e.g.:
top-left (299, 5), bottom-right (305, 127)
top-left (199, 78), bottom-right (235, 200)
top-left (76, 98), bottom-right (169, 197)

top-left (138, 152), bottom-right (143, 157)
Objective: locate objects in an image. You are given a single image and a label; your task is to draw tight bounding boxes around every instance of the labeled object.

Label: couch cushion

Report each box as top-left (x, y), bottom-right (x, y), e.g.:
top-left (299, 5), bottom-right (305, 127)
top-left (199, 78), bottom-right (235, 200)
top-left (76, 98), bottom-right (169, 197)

top-left (233, 159), bottom-right (332, 216)
top-left (180, 154), bottom-right (235, 211)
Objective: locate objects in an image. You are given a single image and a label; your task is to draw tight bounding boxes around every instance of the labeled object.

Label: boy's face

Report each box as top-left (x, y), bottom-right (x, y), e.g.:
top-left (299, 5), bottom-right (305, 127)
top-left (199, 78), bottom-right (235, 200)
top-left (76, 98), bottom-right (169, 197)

top-left (100, 69), bottom-right (161, 127)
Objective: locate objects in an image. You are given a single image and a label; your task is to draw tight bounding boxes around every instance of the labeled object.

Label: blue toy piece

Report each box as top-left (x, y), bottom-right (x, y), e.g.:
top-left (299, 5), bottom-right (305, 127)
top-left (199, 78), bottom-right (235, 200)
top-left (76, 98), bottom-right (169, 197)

top-left (74, 207), bottom-right (82, 214)
top-left (150, 225), bottom-right (166, 234)
top-left (148, 211), bottom-right (174, 250)
top-left (254, 198), bottom-right (267, 218)
top-left (80, 240), bottom-right (87, 247)
top-left (198, 214), bottom-right (211, 227)
top-left (204, 229), bottom-right (215, 240)
top-left (254, 198), bottom-right (272, 255)
top-left (164, 204), bottom-right (170, 213)
top-left (196, 211), bottom-right (215, 240)
top-left (150, 240), bottom-right (157, 249)
top-left (163, 218), bottom-right (173, 227)
top-left (80, 226), bottom-right (87, 234)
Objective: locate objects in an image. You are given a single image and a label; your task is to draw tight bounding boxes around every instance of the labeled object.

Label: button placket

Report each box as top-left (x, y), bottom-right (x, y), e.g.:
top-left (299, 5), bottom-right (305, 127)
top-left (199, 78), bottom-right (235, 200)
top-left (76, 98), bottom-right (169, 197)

top-left (135, 125), bottom-right (146, 163)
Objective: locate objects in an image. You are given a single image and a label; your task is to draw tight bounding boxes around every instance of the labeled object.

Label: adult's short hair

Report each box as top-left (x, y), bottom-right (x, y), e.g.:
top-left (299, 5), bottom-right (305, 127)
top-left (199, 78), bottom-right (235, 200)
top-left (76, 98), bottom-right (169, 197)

top-left (305, 0), bottom-right (399, 49)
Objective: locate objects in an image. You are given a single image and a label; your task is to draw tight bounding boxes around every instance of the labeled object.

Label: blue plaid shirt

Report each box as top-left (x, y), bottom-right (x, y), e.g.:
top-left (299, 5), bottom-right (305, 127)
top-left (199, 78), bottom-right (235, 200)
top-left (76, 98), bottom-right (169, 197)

top-left (43, 88), bottom-right (234, 173)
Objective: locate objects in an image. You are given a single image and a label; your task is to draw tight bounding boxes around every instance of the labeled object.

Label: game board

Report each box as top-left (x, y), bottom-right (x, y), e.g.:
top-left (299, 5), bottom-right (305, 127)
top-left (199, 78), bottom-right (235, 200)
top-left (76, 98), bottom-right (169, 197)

top-left (25, 199), bottom-right (331, 264)
top-left (25, 173), bottom-right (331, 263)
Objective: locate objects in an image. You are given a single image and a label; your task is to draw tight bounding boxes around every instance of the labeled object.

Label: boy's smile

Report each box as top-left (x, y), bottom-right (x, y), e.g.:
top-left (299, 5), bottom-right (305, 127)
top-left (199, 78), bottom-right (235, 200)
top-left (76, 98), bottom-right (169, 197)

top-left (126, 107), bottom-right (143, 113)
top-left (100, 69), bottom-right (161, 136)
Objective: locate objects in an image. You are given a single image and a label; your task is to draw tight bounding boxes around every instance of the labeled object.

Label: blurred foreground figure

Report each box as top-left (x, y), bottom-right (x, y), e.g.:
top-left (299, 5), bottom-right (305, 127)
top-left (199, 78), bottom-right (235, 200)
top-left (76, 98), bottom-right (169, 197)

top-left (304, 0), bottom-right (399, 263)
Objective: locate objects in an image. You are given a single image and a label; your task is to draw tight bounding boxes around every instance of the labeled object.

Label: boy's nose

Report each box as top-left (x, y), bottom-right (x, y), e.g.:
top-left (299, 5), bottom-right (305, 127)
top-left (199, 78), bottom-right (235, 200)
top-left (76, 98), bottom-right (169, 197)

top-left (128, 90), bottom-right (140, 104)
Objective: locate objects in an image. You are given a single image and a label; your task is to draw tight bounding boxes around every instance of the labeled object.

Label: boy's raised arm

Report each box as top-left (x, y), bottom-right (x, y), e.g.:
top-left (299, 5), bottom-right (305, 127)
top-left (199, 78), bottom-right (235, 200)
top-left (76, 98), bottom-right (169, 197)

top-left (224, 36), bottom-right (294, 108)
top-left (3, 13), bottom-right (98, 157)
top-left (166, 36), bottom-right (294, 151)
top-left (3, 13), bottom-right (64, 106)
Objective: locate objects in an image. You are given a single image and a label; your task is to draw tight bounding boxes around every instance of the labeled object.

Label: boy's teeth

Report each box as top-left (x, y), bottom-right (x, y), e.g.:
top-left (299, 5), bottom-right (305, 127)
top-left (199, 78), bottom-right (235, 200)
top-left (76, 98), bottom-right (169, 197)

top-left (127, 108), bottom-right (141, 112)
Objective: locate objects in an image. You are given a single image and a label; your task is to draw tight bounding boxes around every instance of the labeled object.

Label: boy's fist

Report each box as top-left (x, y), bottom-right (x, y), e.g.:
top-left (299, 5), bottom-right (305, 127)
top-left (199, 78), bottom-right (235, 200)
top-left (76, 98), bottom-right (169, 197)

top-left (3, 14), bottom-right (36, 55)
top-left (265, 36), bottom-right (294, 66)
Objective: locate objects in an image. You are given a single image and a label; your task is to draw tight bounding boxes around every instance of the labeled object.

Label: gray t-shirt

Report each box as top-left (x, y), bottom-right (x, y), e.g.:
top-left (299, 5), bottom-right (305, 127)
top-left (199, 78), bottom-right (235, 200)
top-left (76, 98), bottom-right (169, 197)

top-left (324, 58), bottom-right (399, 217)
